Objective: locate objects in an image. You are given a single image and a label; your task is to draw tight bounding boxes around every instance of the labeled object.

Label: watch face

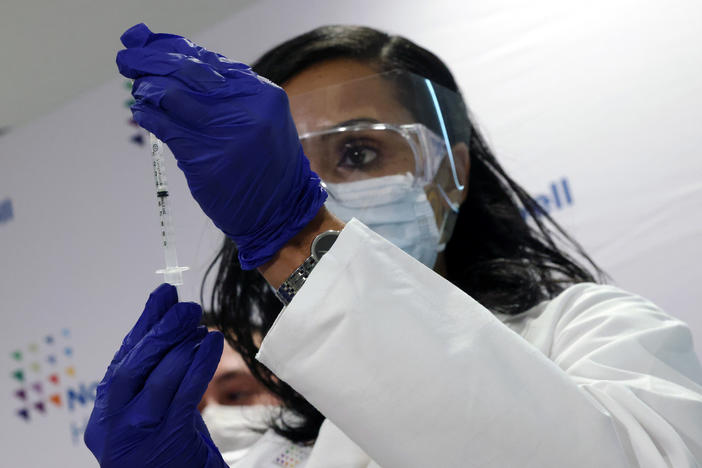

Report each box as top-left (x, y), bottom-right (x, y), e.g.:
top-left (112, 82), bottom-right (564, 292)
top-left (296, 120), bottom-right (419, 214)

top-left (311, 230), bottom-right (340, 261)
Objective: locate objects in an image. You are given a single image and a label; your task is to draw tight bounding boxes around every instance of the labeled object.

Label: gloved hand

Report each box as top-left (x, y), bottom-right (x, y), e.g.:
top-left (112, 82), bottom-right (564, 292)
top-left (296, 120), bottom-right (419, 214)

top-left (116, 23), bottom-right (327, 269)
top-left (84, 284), bottom-right (227, 468)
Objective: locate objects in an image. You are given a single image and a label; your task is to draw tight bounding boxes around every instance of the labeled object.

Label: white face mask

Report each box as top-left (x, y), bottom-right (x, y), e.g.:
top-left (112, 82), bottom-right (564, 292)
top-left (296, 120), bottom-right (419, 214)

top-left (324, 173), bottom-right (442, 268)
top-left (201, 404), bottom-right (275, 464)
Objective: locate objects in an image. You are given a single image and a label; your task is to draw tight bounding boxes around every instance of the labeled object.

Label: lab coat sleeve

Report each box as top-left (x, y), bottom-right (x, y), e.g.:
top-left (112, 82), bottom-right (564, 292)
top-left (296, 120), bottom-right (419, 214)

top-left (256, 219), bottom-right (702, 468)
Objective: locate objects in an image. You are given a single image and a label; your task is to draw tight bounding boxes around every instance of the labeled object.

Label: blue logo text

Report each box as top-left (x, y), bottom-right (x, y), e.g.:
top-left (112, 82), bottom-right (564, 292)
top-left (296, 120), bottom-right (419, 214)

top-left (0, 198), bottom-right (13, 225)
top-left (521, 177), bottom-right (574, 219)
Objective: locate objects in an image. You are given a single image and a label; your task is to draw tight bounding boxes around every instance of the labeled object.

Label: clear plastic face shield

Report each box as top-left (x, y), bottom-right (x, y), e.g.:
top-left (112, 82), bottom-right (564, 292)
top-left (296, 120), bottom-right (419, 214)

top-left (289, 70), bottom-right (469, 267)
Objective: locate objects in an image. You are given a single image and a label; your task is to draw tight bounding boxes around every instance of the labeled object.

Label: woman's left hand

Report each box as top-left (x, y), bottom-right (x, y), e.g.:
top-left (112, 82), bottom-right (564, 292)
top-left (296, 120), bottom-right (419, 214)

top-left (84, 284), bottom-right (227, 468)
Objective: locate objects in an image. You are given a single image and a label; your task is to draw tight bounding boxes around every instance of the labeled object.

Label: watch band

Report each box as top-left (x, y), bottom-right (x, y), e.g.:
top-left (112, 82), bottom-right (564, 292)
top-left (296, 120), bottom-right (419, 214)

top-left (275, 255), bottom-right (317, 305)
top-left (275, 230), bottom-right (339, 305)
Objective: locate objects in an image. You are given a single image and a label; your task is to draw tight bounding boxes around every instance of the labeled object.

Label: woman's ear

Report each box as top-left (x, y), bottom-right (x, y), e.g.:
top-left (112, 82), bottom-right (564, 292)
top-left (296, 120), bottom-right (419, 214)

top-left (451, 142), bottom-right (470, 202)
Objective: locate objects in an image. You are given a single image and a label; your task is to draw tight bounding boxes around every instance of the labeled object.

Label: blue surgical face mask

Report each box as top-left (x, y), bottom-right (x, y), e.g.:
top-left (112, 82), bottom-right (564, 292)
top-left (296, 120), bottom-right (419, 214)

top-left (324, 174), bottom-right (442, 268)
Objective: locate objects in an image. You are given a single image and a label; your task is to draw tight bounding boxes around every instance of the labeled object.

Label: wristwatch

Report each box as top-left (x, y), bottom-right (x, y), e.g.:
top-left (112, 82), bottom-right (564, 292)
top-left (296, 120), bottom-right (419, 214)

top-left (275, 230), bottom-right (340, 305)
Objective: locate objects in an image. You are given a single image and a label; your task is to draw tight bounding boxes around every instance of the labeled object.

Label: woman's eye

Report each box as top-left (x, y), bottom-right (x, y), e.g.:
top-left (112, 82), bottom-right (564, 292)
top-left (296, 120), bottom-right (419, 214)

top-left (338, 142), bottom-right (379, 169)
top-left (224, 392), bottom-right (247, 404)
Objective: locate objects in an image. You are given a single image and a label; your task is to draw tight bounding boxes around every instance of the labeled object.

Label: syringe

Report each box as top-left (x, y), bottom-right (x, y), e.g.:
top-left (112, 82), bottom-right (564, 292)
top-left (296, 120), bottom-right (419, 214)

top-left (150, 133), bottom-right (189, 285)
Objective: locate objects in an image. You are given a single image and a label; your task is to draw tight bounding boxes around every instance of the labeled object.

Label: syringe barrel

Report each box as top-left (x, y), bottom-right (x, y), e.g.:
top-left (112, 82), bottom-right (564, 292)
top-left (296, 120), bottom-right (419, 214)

top-left (150, 133), bottom-right (186, 286)
top-left (157, 195), bottom-right (177, 259)
top-left (151, 137), bottom-right (168, 192)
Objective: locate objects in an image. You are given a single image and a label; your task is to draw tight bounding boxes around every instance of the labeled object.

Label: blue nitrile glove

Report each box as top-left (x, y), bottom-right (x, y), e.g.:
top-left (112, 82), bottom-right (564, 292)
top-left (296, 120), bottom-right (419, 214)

top-left (116, 23), bottom-right (327, 269)
top-left (84, 284), bottom-right (227, 468)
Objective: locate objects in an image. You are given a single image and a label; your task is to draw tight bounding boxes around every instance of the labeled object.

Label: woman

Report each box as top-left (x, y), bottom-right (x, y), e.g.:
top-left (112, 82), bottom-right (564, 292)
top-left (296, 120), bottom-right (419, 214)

top-left (86, 23), bottom-right (702, 467)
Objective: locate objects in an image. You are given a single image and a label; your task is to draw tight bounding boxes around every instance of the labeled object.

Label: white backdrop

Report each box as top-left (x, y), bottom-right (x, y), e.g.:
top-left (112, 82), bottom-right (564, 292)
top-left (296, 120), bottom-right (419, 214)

top-left (1, 0), bottom-right (701, 466)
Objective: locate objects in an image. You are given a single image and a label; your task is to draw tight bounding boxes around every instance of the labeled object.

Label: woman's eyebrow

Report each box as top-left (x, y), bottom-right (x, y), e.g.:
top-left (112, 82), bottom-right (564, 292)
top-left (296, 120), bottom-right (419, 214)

top-left (324, 117), bottom-right (381, 130)
top-left (213, 370), bottom-right (247, 384)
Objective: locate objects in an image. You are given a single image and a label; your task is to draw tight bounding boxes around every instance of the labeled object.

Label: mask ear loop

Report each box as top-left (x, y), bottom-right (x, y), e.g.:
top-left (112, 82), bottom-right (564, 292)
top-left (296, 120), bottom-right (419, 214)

top-left (425, 79), bottom-right (465, 193)
top-left (433, 184), bottom-right (459, 253)
top-left (436, 183), bottom-right (460, 213)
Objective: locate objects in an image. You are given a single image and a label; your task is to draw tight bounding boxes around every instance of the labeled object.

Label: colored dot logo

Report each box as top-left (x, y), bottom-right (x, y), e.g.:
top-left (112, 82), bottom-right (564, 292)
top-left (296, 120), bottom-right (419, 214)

top-left (12, 369), bottom-right (24, 383)
top-left (131, 133), bottom-right (145, 145)
top-left (9, 328), bottom-right (76, 422)
top-left (273, 444), bottom-right (310, 467)
top-left (123, 79), bottom-right (146, 147)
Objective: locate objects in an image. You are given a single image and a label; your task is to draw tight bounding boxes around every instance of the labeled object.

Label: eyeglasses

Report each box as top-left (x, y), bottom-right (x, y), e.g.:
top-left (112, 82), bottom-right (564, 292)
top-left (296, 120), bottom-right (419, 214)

top-left (299, 122), bottom-right (448, 186)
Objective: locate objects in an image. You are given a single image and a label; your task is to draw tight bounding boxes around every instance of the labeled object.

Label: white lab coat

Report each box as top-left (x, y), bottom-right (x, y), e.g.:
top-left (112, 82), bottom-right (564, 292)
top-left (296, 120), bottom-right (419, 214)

top-left (232, 219), bottom-right (702, 467)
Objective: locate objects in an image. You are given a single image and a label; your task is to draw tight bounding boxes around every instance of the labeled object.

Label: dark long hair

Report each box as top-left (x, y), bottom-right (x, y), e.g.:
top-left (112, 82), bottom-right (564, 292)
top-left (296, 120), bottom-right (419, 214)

top-left (202, 25), bottom-right (605, 443)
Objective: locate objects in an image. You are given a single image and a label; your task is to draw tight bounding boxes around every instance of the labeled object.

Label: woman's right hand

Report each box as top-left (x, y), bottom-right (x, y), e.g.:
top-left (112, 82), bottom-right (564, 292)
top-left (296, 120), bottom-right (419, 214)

top-left (116, 24), bottom-right (327, 270)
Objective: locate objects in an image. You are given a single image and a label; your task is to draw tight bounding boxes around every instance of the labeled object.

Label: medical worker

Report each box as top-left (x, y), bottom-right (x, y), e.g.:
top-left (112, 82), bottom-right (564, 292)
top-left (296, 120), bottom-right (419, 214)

top-left (85, 23), bottom-right (702, 467)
